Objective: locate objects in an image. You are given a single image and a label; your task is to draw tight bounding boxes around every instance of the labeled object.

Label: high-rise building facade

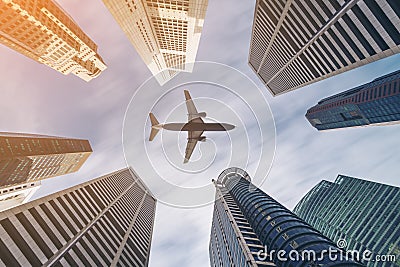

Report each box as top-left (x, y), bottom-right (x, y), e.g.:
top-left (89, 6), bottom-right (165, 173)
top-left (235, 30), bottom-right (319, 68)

top-left (0, 168), bottom-right (156, 266)
top-left (209, 167), bottom-right (363, 266)
top-left (0, 0), bottom-right (106, 81)
top-left (306, 70), bottom-right (400, 130)
top-left (102, 0), bottom-right (208, 85)
top-left (249, 0), bottom-right (400, 95)
top-left (209, 168), bottom-right (275, 267)
top-left (0, 132), bottom-right (92, 188)
top-left (294, 175), bottom-right (400, 267)
top-left (0, 181), bottom-right (40, 212)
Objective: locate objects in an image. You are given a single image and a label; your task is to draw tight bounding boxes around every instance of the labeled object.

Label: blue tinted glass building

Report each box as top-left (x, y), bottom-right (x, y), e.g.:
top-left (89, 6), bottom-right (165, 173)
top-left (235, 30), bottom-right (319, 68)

top-left (209, 167), bottom-right (364, 266)
top-left (306, 70), bottom-right (400, 130)
top-left (209, 168), bottom-right (275, 267)
top-left (294, 175), bottom-right (400, 267)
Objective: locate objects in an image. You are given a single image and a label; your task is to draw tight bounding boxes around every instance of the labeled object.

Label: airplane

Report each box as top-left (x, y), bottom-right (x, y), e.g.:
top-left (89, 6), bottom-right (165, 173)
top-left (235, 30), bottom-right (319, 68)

top-left (149, 90), bottom-right (235, 163)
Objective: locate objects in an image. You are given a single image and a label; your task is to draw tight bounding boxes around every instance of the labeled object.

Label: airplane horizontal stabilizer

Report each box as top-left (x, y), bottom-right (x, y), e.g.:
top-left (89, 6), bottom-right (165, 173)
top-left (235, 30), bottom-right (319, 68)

top-left (149, 113), bottom-right (159, 126)
top-left (149, 113), bottom-right (161, 141)
top-left (149, 128), bottom-right (159, 141)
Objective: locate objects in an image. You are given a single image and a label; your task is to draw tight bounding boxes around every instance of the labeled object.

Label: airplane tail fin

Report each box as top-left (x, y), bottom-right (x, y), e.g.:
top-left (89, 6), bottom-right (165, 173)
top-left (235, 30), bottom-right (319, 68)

top-left (149, 113), bottom-right (160, 141)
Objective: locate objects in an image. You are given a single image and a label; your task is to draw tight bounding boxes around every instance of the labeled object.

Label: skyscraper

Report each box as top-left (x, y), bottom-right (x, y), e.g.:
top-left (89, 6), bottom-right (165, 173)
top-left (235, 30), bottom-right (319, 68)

top-left (306, 70), bottom-right (400, 130)
top-left (294, 175), bottom-right (400, 267)
top-left (209, 167), bottom-right (363, 266)
top-left (249, 0), bottom-right (400, 95)
top-left (0, 132), bottom-right (92, 188)
top-left (101, 0), bottom-right (208, 85)
top-left (0, 181), bottom-right (40, 212)
top-left (0, 0), bottom-right (106, 81)
top-left (0, 168), bottom-right (156, 266)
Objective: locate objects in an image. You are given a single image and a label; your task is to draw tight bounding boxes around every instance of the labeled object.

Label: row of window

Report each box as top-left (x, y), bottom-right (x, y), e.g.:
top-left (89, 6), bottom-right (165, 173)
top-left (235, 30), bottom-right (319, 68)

top-left (251, 0), bottom-right (400, 94)
top-left (309, 78), bottom-right (399, 114)
top-left (0, 170), bottom-right (154, 266)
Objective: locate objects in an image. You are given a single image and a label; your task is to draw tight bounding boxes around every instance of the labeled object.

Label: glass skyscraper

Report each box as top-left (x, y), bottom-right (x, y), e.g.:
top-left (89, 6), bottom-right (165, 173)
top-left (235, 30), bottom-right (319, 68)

top-left (209, 167), bottom-right (363, 266)
top-left (249, 0), bottom-right (400, 95)
top-left (209, 168), bottom-right (275, 267)
top-left (294, 175), bottom-right (400, 267)
top-left (306, 70), bottom-right (400, 130)
top-left (0, 168), bottom-right (156, 266)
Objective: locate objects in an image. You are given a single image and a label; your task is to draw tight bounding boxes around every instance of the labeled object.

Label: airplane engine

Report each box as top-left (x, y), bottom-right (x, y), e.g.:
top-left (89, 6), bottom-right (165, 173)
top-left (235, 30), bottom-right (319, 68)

top-left (198, 136), bottom-right (206, 142)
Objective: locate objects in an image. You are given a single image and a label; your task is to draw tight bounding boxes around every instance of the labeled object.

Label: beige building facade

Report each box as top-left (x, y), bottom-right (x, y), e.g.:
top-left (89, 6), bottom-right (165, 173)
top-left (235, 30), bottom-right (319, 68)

top-left (0, 181), bottom-right (40, 212)
top-left (102, 0), bottom-right (208, 85)
top-left (0, 132), bottom-right (92, 188)
top-left (0, 0), bottom-right (106, 81)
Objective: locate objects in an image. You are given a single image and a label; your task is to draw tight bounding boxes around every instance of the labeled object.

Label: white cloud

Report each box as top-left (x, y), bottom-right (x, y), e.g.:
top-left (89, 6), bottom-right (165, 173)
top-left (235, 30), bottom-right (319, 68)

top-left (0, 0), bottom-right (399, 266)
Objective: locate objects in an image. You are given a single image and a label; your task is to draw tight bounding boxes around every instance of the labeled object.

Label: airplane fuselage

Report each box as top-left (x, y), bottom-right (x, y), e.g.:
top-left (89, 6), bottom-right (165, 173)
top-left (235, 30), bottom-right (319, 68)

top-left (161, 122), bottom-right (235, 131)
top-left (149, 90), bottom-right (236, 163)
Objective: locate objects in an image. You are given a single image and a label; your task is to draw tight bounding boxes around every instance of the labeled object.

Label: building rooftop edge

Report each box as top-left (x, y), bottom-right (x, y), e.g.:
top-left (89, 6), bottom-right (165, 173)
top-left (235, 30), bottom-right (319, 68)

top-left (314, 69), bottom-right (400, 106)
top-left (217, 167), bottom-right (251, 186)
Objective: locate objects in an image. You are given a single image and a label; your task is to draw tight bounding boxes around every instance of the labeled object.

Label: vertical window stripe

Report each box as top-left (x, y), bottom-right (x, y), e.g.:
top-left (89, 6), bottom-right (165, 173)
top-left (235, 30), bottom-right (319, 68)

top-left (341, 14), bottom-right (376, 56)
top-left (364, 0), bottom-right (400, 45)
top-left (15, 212), bottom-right (53, 259)
top-left (351, 5), bottom-right (389, 51)
top-left (0, 218), bottom-right (41, 266)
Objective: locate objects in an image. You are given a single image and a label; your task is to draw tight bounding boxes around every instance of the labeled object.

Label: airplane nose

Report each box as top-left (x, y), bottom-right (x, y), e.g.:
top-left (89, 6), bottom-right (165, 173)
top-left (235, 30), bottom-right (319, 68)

top-left (224, 124), bottom-right (235, 130)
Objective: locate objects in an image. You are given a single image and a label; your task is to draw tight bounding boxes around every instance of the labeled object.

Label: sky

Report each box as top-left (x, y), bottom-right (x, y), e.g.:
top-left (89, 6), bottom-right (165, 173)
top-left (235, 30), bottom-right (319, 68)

top-left (0, 0), bottom-right (400, 266)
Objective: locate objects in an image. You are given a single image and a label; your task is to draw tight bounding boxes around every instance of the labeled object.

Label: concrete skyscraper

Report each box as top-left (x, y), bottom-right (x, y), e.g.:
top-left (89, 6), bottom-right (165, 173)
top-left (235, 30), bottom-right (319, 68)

top-left (294, 175), bottom-right (400, 266)
top-left (306, 70), bottom-right (400, 130)
top-left (0, 132), bottom-right (92, 188)
top-left (0, 181), bottom-right (40, 212)
top-left (0, 0), bottom-right (106, 81)
top-left (209, 167), bottom-right (363, 266)
top-left (249, 0), bottom-right (400, 95)
top-left (0, 168), bottom-right (156, 266)
top-left (101, 0), bottom-right (208, 85)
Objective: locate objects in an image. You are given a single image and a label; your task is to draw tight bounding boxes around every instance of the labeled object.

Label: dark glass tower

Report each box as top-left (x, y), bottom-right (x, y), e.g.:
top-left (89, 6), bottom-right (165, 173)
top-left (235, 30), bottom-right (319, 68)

top-left (209, 168), bottom-right (275, 266)
top-left (249, 0), bottom-right (400, 95)
top-left (209, 167), bottom-right (364, 266)
top-left (294, 175), bottom-right (400, 267)
top-left (306, 70), bottom-right (400, 130)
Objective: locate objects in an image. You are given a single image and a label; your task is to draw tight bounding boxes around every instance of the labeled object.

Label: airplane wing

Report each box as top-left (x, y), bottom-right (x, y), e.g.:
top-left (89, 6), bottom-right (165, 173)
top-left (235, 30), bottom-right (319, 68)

top-left (184, 90), bottom-right (203, 123)
top-left (184, 130), bottom-right (203, 163)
